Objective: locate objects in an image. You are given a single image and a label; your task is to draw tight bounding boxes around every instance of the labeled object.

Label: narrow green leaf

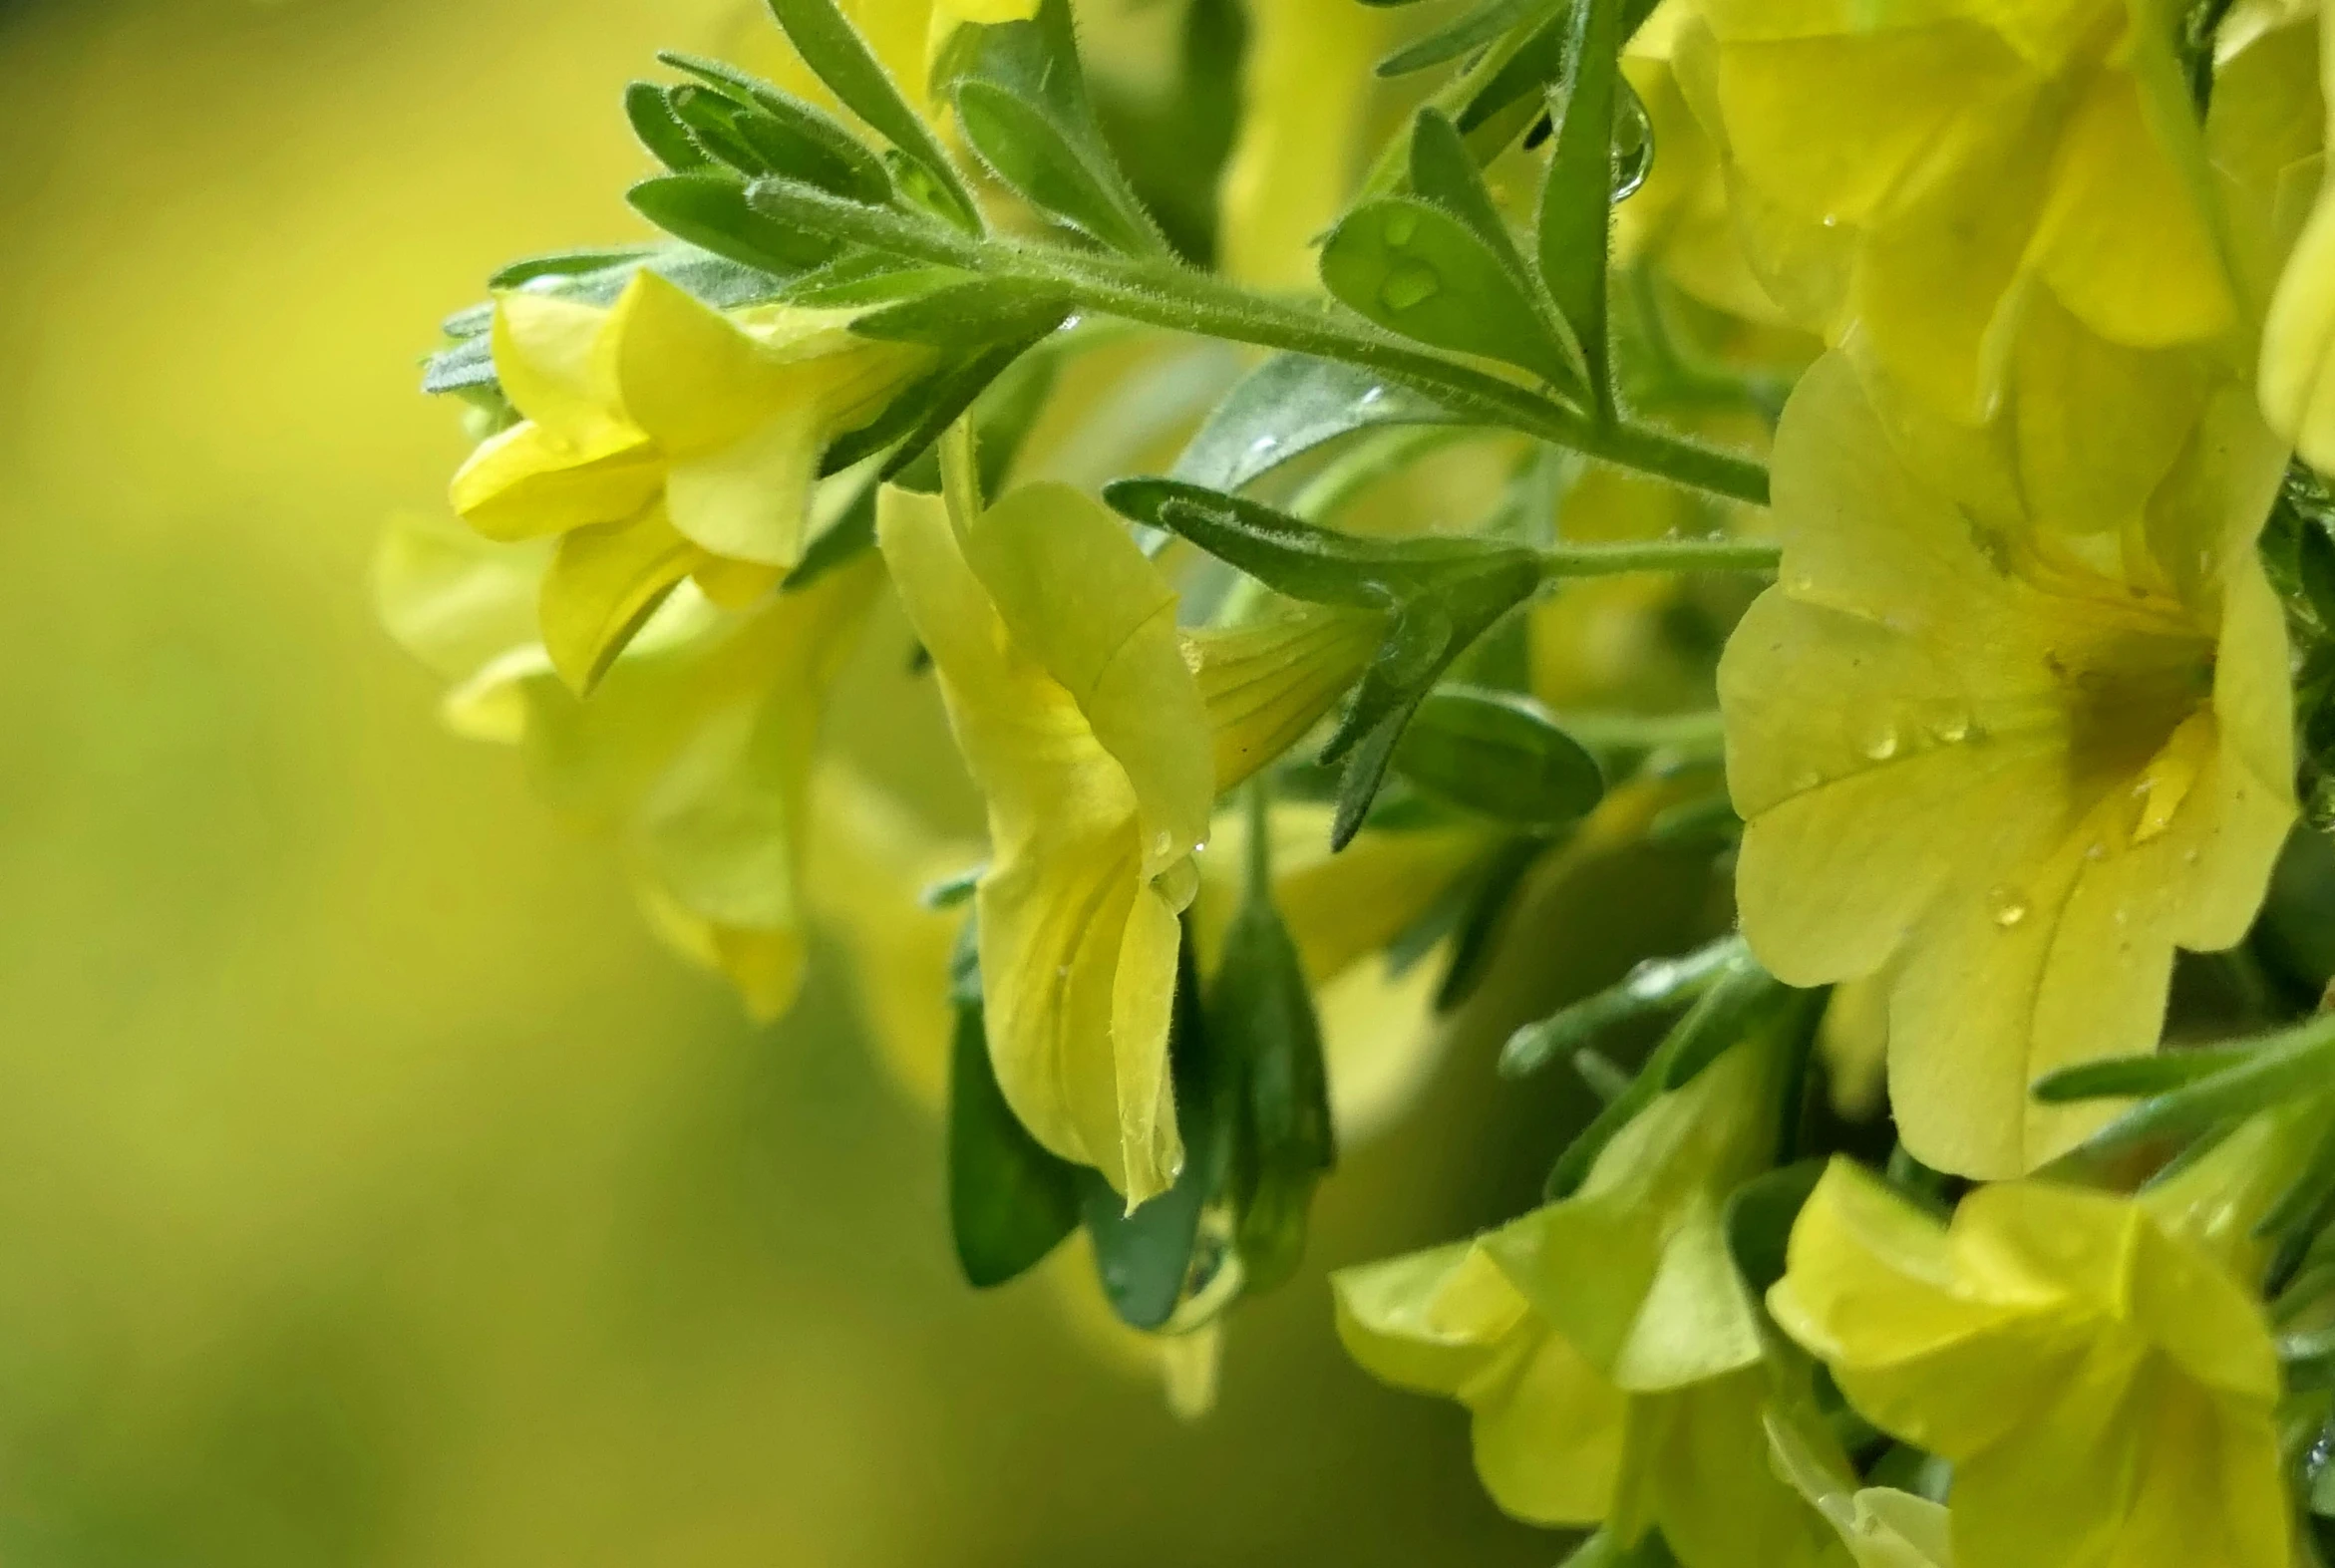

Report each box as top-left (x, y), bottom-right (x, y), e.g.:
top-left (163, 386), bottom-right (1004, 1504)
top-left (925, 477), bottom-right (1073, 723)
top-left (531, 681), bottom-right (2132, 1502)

top-left (664, 84), bottom-right (780, 175)
top-left (872, 327), bottom-right (1066, 485)
top-left (849, 276), bottom-right (1076, 348)
top-left (628, 171), bottom-right (838, 273)
top-left (1376, 0), bottom-right (1551, 78)
top-left (1536, 0), bottom-right (1623, 407)
top-left (1658, 960), bottom-right (1793, 1090)
top-left (2031, 1046), bottom-right (2261, 1103)
top-left (1171, 353), bottom-right (1457, 493)
top-left (1433, 834), bottom-right (1545, 1013)
top-left (2074, 1017), bottom-right (2335, 1155)
top-left (954, 83), bottom-right (1166, 255)
top-left (1321, 196), bottom-right (1582, 395)
top-left (1104, 476), bottom-right (1527, 608)
top-left (488, 246), bottom-right (661, 291)
top-left (762, 0), bottom-right (978, 226)
top-left (1215, 884), bottom-right (1335, 1295)
top-left (772, 253), bottom-right (957, 309)
top-left (657, 52), bottom-right (894, 203)
top-left (1394, 686), bottom-right (1603, 827)
top-left (949, 969), bottom-right (1083, 1288)
top-left (1455, 8), bottom-right (1570, 142)
top-left (784, 481), bottom-right (879, 592)
top-left (625, 82), bottom-right (715, 173)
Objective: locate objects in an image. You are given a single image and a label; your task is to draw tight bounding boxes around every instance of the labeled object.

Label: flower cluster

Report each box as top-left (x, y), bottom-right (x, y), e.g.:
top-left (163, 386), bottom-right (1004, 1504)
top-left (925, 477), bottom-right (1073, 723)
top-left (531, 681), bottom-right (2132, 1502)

top-left (386, 0), bottom-right (2335, 1554)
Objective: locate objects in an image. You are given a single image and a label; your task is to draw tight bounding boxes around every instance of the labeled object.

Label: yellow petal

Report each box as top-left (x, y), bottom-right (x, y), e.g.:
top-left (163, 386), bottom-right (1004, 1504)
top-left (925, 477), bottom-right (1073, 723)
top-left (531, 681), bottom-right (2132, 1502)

top-left (1187, 601), bottom-right (1384, 792)
top-left (877, 485), bottom-right (1190, 1202)
top-left (2263, 179), bottom-right (2335, 470)
top-left (448, 419), bottom-right (662, 543)
top-left (1217, 0), bottom-right (1390, 287)
top-left (490, 287), bottom-right (632, 446)
top-left (538, 504), bottom-right (708, 694)
top-left (373, 509), bottom-right (548, 684)
top-left (961, 481), bottom-right (1215, 878)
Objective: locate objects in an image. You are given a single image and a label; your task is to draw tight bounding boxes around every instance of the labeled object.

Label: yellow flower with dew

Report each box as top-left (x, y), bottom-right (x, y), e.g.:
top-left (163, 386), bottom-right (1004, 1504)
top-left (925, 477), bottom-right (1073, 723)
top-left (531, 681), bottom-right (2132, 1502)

top-left (1677, 0), bottom-right (2237, 419)
top-left (2261, 0), bottom-right (2335, 470)
top-left (877, 481), bottom-right (1215, 1205)
top-left (377, 509), bottom-right (885, 1020)
top-left (449, 269), bottom-right (929, 691)
top-left (1770, 1155), bottom-right (2292, 1568)
top-left (1334, 1029), bottom-right (1845, 1567)
top-left (1719, 326), bottom-right (2295, 1179)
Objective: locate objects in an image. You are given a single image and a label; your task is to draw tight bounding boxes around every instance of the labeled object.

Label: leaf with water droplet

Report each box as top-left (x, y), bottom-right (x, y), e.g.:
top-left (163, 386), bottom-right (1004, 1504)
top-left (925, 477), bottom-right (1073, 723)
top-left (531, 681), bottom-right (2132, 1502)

top-left (1534, 0), bottom-right (1624, 408)
top-left (1320, 196), bottom-right (1584, 396)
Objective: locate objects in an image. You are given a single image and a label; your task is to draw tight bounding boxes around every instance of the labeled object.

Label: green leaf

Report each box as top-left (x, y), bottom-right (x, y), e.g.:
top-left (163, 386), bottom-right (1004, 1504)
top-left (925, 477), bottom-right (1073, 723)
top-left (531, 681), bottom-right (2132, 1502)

top-left (2071, 1017), bottom-right (2335, 1156)
top-left (783, 480), bottom-right (879, 592)
top-left (939, 0), bottom-right (1168, 255)
top-left (1377, 0), bottom-right (1553, 77)
top-left (745, 174), bottom-right (987, 270)
top-left (658, 51), bottom-right (894, 204)
top-left (1104, 476), bottom-right (1531, 608)
top-left (1320, 196), bottom-right (1582, 395)
top-left (662, 79), bottom-right (896, 207)
top-left (771, 253), bottom-right (958, 309)
top-left (625, 83), bottom-right (715, 173)
top-left (947, 933), bottom-right (1083, 1288)
top-left (1433, 834), bottom-right (1545, 1013)
top-left (1215, 881), bottom-right (1335, 1295)
top-left (869, 327), bottom-right (1067, 484)
top-left (955, 85), bottom-right (1167, 255)
top-left (1171, 353), bottom-right (1458, 493)
top-left (849, 276), bottom-right (1076, 348)
top-left (628, 171), bottom-right (839, 274)
top-left (1725, 1160), bottom-right (1825, 1296)
top-left (1393, 686), bottom-right (1603, 827)
top-left (1536, 0), bottom-right (1624, 407)
top-left (1659, 961), bottom-right (1798, 1091)
top-left (888, 337), bottom-right (1064, 494)
top-left (761, 0), bottom-right (979, 226)
top-left (1408, 107), bottom-right (1530, 279)
top-left (1455, 8), bottom-right (1570, 143)
top-left (1082, 940), bottom-right (1233, 1331)
top-left (2030, 1046), bottom-right (2260, 1102)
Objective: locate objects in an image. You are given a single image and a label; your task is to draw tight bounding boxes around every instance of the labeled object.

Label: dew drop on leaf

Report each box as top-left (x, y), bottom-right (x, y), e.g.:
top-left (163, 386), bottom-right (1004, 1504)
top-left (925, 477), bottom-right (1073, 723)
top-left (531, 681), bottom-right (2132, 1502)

top-left (1379, 263), bottom-right (1441, 312)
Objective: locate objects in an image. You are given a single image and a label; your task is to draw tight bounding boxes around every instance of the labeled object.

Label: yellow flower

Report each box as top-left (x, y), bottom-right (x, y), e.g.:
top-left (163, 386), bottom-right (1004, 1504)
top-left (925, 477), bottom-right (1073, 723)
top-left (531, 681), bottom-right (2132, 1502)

top-left (1770, 1159), bottom-right (2289, 1568)
top-left (727, 0), bottom-right (1040, 118)
top-left (877, 482), bottom-right (1214, 1204)
top-left (449, 269), bottom-right (928, 691)
top-left (2261, 0), bottom-right (2335, 470)
top-left (1334, 1033), bottom-right (1844, 1567)
top-left (1217, 0), bottom-right (1390, 287)
top-left (1719, 328), bottom-right (2295, 1178)
top-left (1677, 0), bottom-right (2237, 419)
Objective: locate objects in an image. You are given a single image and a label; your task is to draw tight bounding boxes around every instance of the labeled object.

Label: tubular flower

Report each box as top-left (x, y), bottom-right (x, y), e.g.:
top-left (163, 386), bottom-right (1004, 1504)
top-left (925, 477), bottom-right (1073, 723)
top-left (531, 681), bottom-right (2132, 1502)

top-left (1334, 1034), bottom-right (1845, 1568)
top-left (1770, 1159), bottom-right (2289, 1568)
top-left (2261, 0), bottom-right (2335, 470)
top-left (1676, 0), bottom-right (2236, 420)
top-left (1719, 330), bottom-right (2295, 1179)
top-left (877, 483), bottom-right (1214, 1205)
top-left (449, 269), bottom-right (929, 691)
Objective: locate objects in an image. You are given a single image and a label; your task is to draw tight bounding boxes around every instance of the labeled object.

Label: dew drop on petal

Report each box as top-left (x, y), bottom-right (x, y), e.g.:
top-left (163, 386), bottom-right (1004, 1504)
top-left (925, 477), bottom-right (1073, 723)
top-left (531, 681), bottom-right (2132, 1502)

top-left (1988, 885), bottom-right (2029, 927)
top-left (1858, 720), bottom-right (1899, 762)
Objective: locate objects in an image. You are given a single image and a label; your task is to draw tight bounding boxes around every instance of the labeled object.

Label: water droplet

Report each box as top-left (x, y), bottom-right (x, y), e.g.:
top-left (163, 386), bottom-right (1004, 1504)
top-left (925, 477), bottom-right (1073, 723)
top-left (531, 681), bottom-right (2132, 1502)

top-left (1988, 886), bottom-right (2029, 927)
top-left (2083, 841), bottom-right (2107, 862)
top-left (1060, 313), bottom-right (1084, 332)
top-left (1791, 572), bottom-right (1817, 592)
top-left (1151, 829), bottom-right (1173, 860)
top-left (1624, 958), bottom-right (1679, 999)
top-left (1793, 770), bottom-right (1823, 792)
top-left (1153, 854), bottom-right (1199, 913)
top-left (1380, 263), bottom-right (1441, 312)
top-left (1383, 210), bottom-right (1419, 247)
top-left (1859, 721), bottom-right (1899, 762)
top-left (1926, 707), bottom-right (1971, 745)
top-left (1357, 386), bottom-right (1385, 407)
top-left (1246, 434), bottom-right (1279, 457)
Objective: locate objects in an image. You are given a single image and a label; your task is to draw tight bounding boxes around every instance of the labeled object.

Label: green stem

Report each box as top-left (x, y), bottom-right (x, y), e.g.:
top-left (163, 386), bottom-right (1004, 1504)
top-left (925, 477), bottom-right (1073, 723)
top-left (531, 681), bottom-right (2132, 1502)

top-left (1243, 776), bottom-right (1272, 896)
top-left (755, 179), bottom-right (1775, 506)
top-left (1536, 537), bottom-right (1781, 580)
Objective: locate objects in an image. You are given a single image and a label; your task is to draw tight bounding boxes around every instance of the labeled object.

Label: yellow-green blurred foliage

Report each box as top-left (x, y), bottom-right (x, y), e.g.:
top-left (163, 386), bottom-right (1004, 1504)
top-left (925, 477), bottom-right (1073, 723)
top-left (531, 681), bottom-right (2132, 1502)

top-left (0, 2), bottom-right (1713, 1560)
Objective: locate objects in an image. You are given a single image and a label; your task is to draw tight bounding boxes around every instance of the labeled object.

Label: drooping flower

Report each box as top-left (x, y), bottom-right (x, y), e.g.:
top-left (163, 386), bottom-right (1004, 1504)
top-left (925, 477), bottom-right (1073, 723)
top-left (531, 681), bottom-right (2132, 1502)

top-left (1719, 325), bottom-right (2295, 1179)
top-left (1770, 1158), bottom-right (2289, 1568)
top-left (1334, 1030), bottom-right (1846, 1568)
top-left (1676, 0), bottom-right (2238, 419)
top-left (2260, 0), bottom-right (2335, 470)
top-left (449, 269), bottom-right (928, 691)
top-left (876, 482), bottom-right (1215, 1204)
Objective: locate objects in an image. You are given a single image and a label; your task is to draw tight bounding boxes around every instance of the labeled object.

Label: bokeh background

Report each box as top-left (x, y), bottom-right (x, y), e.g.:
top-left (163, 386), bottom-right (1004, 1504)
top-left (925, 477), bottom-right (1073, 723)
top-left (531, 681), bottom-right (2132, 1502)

top-left (0, 2), bottom-right (1719, 1560)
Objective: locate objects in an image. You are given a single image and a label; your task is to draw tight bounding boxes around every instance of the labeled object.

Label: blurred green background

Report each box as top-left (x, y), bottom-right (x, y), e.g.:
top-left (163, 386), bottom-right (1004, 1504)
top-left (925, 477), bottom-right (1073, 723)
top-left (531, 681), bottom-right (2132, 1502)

top-left (0, 2), bottom-right (1711, 1560)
